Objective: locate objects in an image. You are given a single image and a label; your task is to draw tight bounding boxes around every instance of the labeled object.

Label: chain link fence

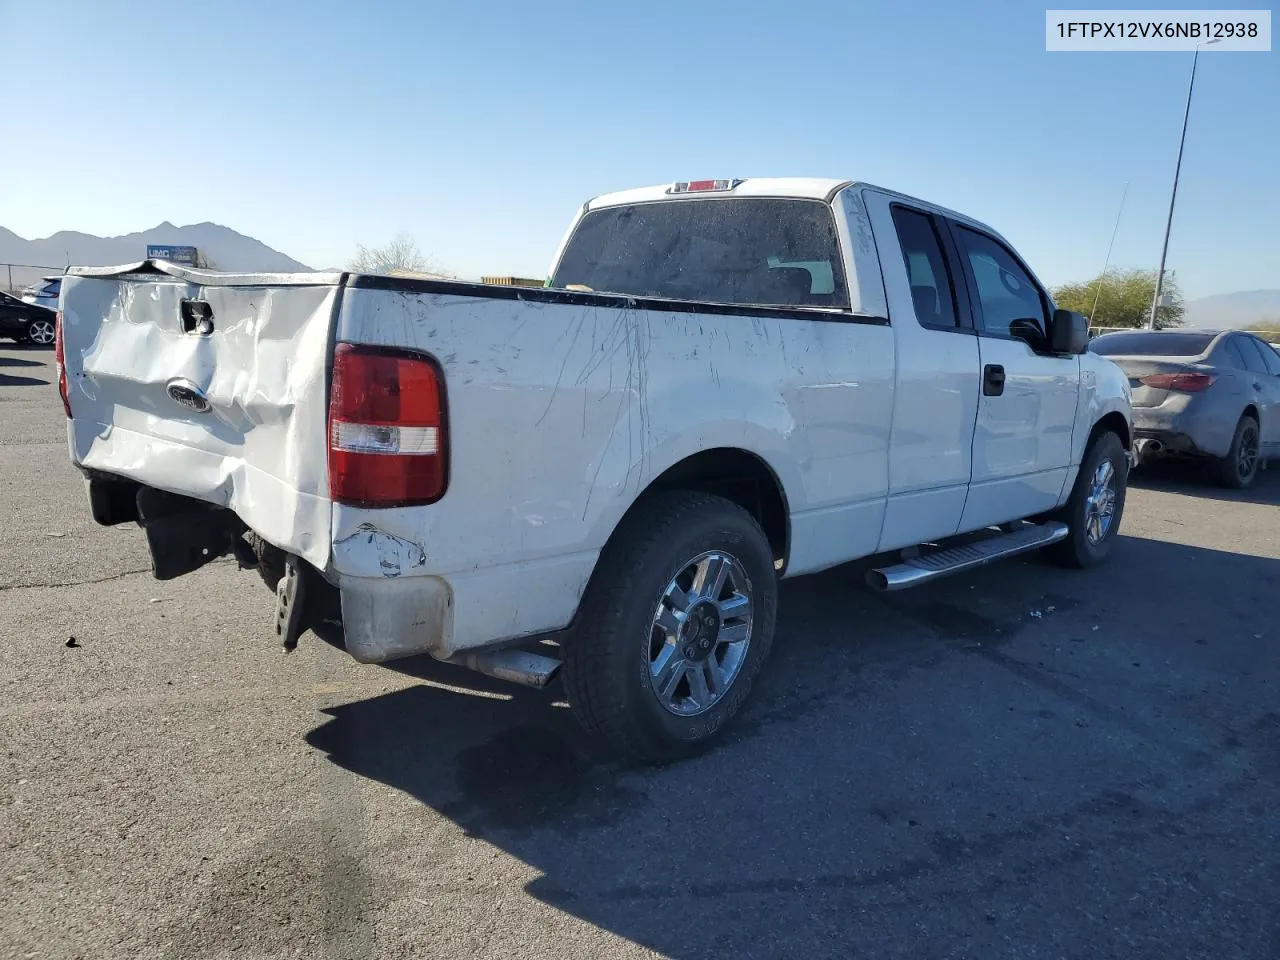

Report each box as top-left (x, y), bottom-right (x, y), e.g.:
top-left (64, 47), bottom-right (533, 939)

top-left (3, 262), bottom-right (66, 296)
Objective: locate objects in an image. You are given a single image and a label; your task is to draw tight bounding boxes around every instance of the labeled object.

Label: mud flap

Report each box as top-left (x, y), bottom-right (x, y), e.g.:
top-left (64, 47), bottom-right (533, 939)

top-left (85, 475), bottom-right (140, 527)
top-left (274, 556), bottom-right (307, 653)
top-left (136, 487), bottom-right (243, 581)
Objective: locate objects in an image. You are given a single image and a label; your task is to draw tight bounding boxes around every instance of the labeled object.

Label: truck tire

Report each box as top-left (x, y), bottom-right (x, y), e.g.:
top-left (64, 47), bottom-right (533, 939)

top-left (563, 491), bottom-right (778, 763)
top-left (1215, 415), bottom-right (1260, 489)
top-left (1049, 430), bottom-right (1127, 569)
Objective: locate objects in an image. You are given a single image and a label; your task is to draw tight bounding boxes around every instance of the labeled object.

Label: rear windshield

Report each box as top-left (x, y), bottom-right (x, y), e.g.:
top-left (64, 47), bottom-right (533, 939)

top-left (551, 198), bottom-right (849, 309)
top-left (1090, 331), bottom-right (1215, 357)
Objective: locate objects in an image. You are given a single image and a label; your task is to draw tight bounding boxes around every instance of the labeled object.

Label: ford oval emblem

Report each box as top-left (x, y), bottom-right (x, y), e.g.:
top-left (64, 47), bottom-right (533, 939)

top-left (166, 378), bottom-right (211, 413)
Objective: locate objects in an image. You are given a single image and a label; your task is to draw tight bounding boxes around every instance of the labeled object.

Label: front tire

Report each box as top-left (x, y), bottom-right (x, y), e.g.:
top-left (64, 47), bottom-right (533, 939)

top-left (562, 491), bottom-right (778, 763)
top-left (1215, 415), bottom-right (1260, 489)
top-left (1049, 431), bottom-right (1127, 569)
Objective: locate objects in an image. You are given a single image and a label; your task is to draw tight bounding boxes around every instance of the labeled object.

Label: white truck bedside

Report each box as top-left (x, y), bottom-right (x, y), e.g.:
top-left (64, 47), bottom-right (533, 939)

top-left (58, 177), bottom-right (1132, 761)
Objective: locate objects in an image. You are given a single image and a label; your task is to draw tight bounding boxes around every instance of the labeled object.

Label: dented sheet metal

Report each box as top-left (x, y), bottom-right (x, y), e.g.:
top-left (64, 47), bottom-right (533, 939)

top-left (333, 522), bottom-right (427, 578)
top-left (61, 267), bottom-right (339, 571)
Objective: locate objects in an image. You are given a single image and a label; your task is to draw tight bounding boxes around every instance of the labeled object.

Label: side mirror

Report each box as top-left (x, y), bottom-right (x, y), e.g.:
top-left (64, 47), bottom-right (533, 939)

top-left (1009, 317), bottom-right (1047, 350)
top-left (1049, 308), bottom-right (1089, 355)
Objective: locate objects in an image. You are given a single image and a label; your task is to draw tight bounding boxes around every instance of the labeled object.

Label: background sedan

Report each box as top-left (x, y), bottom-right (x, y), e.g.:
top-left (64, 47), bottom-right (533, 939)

top-left (0, 292), bottom-right (57, 346)
top-left (1090, 329), bottom-right (1280, 488)
top-left (20, 276), bottom-right (63, 313)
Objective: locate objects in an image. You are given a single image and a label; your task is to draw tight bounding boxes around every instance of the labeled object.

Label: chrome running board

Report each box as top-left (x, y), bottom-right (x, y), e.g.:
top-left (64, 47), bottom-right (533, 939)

top-left (867, 522), bottom-right (1069, 592)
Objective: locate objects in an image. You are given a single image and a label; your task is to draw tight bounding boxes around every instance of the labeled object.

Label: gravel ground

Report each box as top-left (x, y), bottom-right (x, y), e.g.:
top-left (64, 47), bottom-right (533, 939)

top-left (2, 341), bottom-right (1278, 959)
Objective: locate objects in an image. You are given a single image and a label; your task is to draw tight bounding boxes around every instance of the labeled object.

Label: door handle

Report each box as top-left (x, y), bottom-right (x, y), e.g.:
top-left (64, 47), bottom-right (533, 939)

top-left (983, 364), bottom-right (1006, 397)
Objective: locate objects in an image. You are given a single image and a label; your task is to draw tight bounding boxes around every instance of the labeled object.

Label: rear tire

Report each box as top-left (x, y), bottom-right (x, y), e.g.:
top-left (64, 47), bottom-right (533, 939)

top-left (1215, 415), bottom-right (1260, 489)
top-left (1049, 431), bottom-right (1127, 569)
top-left (562, 491), bottom-right (778, 763)
top-left (24, 316), bottom-right (56, 347)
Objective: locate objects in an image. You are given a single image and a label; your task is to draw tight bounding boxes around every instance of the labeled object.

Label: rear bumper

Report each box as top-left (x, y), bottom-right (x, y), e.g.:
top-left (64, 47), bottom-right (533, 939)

top-left (1131, 403), bottom-right (1234, 459)
top-left (335, 547), bottom-right (597, 663)
top-left (69, 418), bottom-right (332, 572)
top-left (79, 459), bottom-right (598, 666)
top-left (1133, 427), bottom-right (1197, 454)
top-left (338, 574), bottom-right (455, 663)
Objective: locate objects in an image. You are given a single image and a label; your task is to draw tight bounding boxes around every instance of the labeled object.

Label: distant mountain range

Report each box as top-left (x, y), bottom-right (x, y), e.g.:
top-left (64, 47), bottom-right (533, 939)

top-left (1181, 289), bottom-right (1280, 330)
top-left (0, 222), bottom-right (311, 291)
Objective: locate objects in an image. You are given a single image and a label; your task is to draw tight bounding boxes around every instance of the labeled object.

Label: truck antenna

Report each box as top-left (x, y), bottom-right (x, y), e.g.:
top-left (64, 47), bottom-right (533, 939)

top-left (1088, 181), bottom-right (1129, 327)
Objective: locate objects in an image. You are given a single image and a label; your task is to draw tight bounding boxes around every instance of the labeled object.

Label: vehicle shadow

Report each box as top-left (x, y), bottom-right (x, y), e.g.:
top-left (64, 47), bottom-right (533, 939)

top-left (0, 356), bottom-right (45, 368)
top-left (305, 536), bottom-right (1280, 958)
top-left (1131, 458), bottom-right (1280, 506)
top-left (0, 372), bottom-right (49, 387)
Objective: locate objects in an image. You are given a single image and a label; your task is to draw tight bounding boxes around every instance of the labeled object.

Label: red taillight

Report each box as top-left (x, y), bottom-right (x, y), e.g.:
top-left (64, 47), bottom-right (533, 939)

top-left (1138, 372), bottom-right (1215, 393)
top-left (328, 343), bottom-right (448, 507)
top-left (54, 311), bottom-right (71, 418)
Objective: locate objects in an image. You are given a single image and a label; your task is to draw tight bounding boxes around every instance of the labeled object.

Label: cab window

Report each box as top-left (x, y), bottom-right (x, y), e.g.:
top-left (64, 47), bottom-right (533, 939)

top-left (954, 227), bottom-right (1048, 338)
top-left (889, 206), bottom-right (959, 329)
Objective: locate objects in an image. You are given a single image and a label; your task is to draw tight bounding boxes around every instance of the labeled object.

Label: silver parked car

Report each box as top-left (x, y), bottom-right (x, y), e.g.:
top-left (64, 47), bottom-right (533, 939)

top-left (1089, 329), bottom-right (1280, 488)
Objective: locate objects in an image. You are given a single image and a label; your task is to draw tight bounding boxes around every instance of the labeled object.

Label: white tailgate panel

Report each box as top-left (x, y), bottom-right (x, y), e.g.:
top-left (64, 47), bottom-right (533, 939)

top-left (62, 274), bottom-right (337, 569)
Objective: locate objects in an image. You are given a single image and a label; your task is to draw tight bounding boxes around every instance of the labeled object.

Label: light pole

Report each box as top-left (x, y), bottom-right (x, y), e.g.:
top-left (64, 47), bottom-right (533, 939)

top-left (1148, 37), bottom-right (1221, 329)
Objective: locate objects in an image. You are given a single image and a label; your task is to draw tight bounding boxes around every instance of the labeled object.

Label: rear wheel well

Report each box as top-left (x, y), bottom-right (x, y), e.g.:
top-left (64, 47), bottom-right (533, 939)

top-left (1242, 405), bottom-right (1259, 424)
top-left (643, 448), bottom-right (789, 569)
top-left (1090, 411), bottom-right (1130, 451)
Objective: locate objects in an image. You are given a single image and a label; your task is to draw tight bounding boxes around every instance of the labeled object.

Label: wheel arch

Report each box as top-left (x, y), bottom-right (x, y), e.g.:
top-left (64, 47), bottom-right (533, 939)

top-left (606, 447), bottom-right (791, 573)
top-left (1089, 411), bottom-right (1131, 451)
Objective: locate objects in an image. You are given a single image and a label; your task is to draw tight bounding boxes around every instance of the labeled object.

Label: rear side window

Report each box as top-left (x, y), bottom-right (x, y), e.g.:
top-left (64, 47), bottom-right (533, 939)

top-left (1223, 338), bottom-right (1252, 369)
top-left (1258, 340), bottom-right (1280, 376)
top-left (551, 198), bottom-right (849, 309)
top-left (890, 207), bottom-right (958, 329)
top-left (1090, 332), bottom-right (1215, 357)
top-left (1239, 336), bottom-right (1277, 375)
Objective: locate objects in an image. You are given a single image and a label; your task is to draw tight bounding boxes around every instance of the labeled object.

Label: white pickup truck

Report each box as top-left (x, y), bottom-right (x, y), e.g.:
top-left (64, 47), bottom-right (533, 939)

top-left (58, 178), bottom-right (1131, 760)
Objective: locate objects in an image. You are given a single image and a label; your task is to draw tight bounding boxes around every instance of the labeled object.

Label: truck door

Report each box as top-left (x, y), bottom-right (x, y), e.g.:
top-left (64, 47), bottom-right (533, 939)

top-left (861, 191), bottom-right (981, 551)
top-left (945, 221), bottom-right (1080, 530)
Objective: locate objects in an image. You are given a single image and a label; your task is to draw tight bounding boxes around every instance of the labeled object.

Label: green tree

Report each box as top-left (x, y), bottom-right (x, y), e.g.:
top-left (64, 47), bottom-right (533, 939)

top-left (1052, 267), bottom-right (1185, 331)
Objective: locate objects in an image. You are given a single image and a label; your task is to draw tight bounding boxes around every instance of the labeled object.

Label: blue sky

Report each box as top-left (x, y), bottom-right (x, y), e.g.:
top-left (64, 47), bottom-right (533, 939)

top-left (3, 0), bottom-right (1276, 297)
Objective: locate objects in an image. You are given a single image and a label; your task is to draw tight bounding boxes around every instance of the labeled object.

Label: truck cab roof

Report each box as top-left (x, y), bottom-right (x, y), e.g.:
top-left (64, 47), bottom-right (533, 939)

top-left (587, 177), bottom-right (852, 209)
top-left (586, 177), bottom-right (995, 236)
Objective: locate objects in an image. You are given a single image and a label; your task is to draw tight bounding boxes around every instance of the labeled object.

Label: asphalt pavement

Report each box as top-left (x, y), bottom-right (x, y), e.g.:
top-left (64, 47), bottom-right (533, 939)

top-left (2, 340), bottom-right (1278, 959)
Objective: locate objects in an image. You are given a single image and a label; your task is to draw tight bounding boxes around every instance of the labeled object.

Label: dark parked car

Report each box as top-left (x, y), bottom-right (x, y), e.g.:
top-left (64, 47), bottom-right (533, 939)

top-left (0, 291), bottom-right (57, 346)
top-left (1090, 329), bottom-right (1280, 488)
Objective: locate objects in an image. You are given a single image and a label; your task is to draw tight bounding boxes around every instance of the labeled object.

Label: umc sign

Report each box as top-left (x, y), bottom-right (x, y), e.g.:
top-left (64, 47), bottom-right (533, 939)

top-left (146, 245), bottom-right (199, 265)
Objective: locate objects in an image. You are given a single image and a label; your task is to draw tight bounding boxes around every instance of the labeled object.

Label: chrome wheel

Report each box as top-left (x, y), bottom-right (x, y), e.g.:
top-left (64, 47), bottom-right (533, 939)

top-left (27, 318), bottom-right (55, 345)
top-left (1083, 459), bottom-right (1117, 545)
top-left (648, 551), bottom-right (753, 717)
